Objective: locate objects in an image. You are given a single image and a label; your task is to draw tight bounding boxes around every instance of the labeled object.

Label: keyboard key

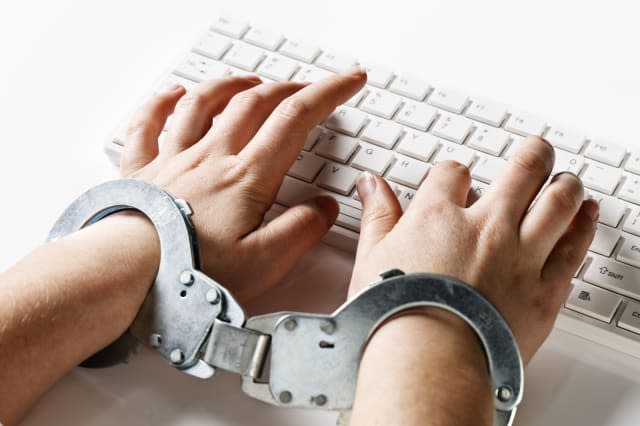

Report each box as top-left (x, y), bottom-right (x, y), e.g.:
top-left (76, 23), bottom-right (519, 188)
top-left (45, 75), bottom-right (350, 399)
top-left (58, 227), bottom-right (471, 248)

top-left (351, 142), bottom-right (394, 175)
top-left (502, 135), bottom-right (525, 160)
top-left (316, 163), bottom-right (360, 195)
top-left (256, 54), bottom-right (299, 81)
top-left (396, 131), bottom-right (439, 162)
top-left (277, 176), bottom-right (320, 206)
top-left (553, 150), bottom-right (585, 175)
top-left (623, 208), bottom-right (640, 236)
top-left (174, 53), bottom-right (230, 82)
top-left (395, 102), bottom-right (438, 131)
top-left (243, 27), bottom-right (284, 50)
top-left (618, 301), bottom-right (640, 334)
top-left (192, 32), bottom-right (232, 60)
top-left (389, 74), bottom-right (431, 100)
top-left (467, 125), bottom-right (510, 156)
top-left (360, 90), bottom-right (402, 119)
top-left (397, 185), bottom-right (417, 210)
top-left (434, 143), bottom-right (475, 167)
top-left (584, 140), bottom-right (626, 167)
top-left (471, 156), bottom-right (507, 184)
top-left (279, 39), bottom-right (320, 63)
top-left (156, 74), bottom-right (198, 93)
top-left (465, 100), bottom-right (507, 127)
top-left (586, 190), bottom-right (626, 227)
top-left (315, 51), bottom-right (357, 72)
top-left (431, 113), bottom-right (473, 144)
top-left (211, 17), bottom-right (249, 38)
top-left (303, 126), bottom-right (323, 151)
top-left (471, 179), bottom-right (489, 198)
top-left (324, 106), bottom-right (367, 137)
top-left (545, 127), bottom-right (586, 154)
top-left (581, 163), bottom-right (622, 195)
top-left (360, 119), bottom-right (403, 149)
top-left (584, 256), bottom-right (640, 300)
top-left (345, 87), bottom-right (368, 108)
top-left (223, 43), bottom-right (266, 71)
top-left (292, 65), bottom-right (333, 83)
top-left (625, 151), bottom-right (640, 175)
top-left (287, 152), bottom-right (325, 182)
top-left (315, 132), bottom-right (359, 163)
top-left (387, 154), bottom-right (430, 188)
top-left (616, 235), bottom-right (640, 268)
top-left (618, 175), bottom-right (640, 205)
top-left (589, 224), bottom-right (620, 257)
top-left (362, 64), bottom-right (394, 88)
top-left (565, 282), bottom-right (622, 323)
top-left (427, 88), bottom-right (469, 113)
top-left (504, 112), bottom-right (546, 136)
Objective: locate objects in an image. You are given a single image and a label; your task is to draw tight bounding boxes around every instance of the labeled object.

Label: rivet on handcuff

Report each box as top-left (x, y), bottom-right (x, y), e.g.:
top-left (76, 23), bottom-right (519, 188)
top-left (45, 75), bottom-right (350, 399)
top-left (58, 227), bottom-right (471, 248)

top-left (47, 179), bottom-right (524, 426)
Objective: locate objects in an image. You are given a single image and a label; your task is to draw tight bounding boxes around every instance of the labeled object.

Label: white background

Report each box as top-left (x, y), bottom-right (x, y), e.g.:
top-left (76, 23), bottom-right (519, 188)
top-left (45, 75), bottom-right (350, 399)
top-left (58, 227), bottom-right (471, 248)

top-left (2, 0), bottom-right (640, 424)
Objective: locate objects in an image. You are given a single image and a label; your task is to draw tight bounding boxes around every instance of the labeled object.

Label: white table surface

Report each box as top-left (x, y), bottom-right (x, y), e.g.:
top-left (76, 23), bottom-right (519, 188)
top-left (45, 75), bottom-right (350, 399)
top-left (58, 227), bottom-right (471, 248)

top-left (2, 0), bottom-right (640, 424)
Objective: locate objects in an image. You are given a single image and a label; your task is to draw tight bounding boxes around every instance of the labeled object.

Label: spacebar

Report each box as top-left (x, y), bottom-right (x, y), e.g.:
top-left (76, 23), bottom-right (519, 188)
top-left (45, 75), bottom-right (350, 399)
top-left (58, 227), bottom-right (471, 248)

top-left (583, 255), bottom-right (640, 299)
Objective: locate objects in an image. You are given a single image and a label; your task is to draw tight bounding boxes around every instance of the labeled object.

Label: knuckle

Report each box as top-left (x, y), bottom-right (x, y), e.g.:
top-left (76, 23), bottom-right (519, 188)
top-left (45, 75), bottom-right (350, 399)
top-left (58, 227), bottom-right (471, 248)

top-left (175, 90), bottom-right (208, 111)
top-left (230, 90), bottom-right (265, 111)
top-left (275, 97), bottom-right (310, 121)
top-left (361, 205), bottom-right (398, 229)
top-left (548, 184), bottom-right (580, 212)
top-left (512, 149), bottom-right (551, 175)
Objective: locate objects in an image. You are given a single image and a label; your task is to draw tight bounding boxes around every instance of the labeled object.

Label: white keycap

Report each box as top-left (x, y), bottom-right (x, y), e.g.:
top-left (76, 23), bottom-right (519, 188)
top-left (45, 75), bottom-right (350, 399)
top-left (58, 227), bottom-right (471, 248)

top-left (292, 65), bottom-right (333, 83)
top-left (336, 213), bottom-right (361, 232)
top-left (584, 256), bottom-right (640, 300)
top-left (156, 74), bottom-right (198, 93)
top-left (192, 32), bottom-right (232, 60)
top-left (316, 163), bottom-right (360, 195)
top-left (211, 17), bottom-right (249, 38)
top-left (616, 235), bottom-right (640, 268)
top-left (545, 127), bottom-right (586, 154)
top-left (434, 143), bottom-right (475, 167)
top-left (581, 163), bottom-right (622, 195)
top-left (315, 51), bottom-right (357, 72)
top-left (277, 175), bottom-right (321, 206)
top-left (625, 152), bottom-right (640, 175)
top-left (623, 208), bottom-right (640, 236)
top-left (590, 224), bottom-right (620, 257)
top-left (223, 43), bottom-right (266, 71)
top-left (619, 175), bottom-right (640, 205)
top-left (553, 150), bottom-right (585, 175)
top-left (174, 53), bottom-right (230, 82)
top-left (467, 126), bottom-right (510, 156)
top-left (565, 282), bottom-right (622, 323)
top-left (471, 156), bottom-right (507, 184)
top-left (345, 87), bottom-right (368, 108)
top-left (397, 186), bottom-right (417, 211)
top-left (279, 39), bottom-right (320, 63)
top-left (504, 112), bottom-right (546, 136)
top-left (314, 132), bottom-right (359, 163)
top-left (360, 119), bottom-right (403, 149)
top-left (586, 190), bottom-right (626, 227)
top-left (584, 140), bottom-right (627, 167)
top-left (387, 154), bottom-right (430, 188)
top-left (351, 142), bottom-right (394, 175)
top-left (618, 301), bottom-right (640, 334)
top-left (243, 27), bottom-right (284, 50)
top-left (431, 113), bottom-right (474, 143)
top-left (503, 136), bottom-right (525, 160)
top-left (362, 64), bottom-right (394, 88)
top-left (324, 106), bottom-right (367, 137)
top-left (427, 88), bottom-right (469, 113)
top-left (395, 102), bottom-right (438, 131)
top-left (304, 126), bottom-right (323, 151)
top-left (388, 74), bottom-right (431, 100)
top-left (396, 131), bottom-right (439, 161)
top-left (360, 90), bottom-right (402, 119)
top-left (256, 54), bottom-right (298, 81)
top-left (287, 152), bottom-right (326, 182)
top-left (465, 100), bottom-right (507, 127)
top-left (470, 180), bottom-right (490, 198)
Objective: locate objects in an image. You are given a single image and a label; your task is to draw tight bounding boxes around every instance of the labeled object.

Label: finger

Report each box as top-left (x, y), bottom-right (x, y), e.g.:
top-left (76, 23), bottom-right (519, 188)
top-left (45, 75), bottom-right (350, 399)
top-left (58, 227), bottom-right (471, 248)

top-left (240, 67), bottom-right (366, 180)
top-left (162, 75), bottom-right (261, 156)
top-left (356, 172), bottom-right (403, 254)
top-left (243, 196), bottom-right (339, 296)
top-left (410, 161), bottom-right (471, 209)
top-left (542, 199), bottom-right (599, 295)
top-left (121, 84), bottom-right (185, 175)
top-left (199, 82), bottom-right (308, 155)
top-left (475, 136), bottom-right (554, 224)
top-left (520, 172), bottom-right (584, 259)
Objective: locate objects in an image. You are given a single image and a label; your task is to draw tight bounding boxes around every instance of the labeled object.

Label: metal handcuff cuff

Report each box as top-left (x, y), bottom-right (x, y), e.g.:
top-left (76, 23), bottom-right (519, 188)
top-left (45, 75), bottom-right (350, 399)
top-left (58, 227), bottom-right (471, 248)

top-left (48, 179), bottom-right (524, 426)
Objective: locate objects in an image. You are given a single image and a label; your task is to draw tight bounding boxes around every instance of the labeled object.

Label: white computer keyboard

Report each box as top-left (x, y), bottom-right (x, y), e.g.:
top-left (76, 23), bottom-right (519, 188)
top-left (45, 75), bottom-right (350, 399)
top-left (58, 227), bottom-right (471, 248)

top-left (105, 16), bottom-right (640, 359)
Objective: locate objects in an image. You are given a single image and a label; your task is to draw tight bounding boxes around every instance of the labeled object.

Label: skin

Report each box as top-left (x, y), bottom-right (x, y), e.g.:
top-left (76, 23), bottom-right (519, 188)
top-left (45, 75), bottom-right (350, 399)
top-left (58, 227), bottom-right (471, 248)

top-left (0, 68), bottom-right (598, 426)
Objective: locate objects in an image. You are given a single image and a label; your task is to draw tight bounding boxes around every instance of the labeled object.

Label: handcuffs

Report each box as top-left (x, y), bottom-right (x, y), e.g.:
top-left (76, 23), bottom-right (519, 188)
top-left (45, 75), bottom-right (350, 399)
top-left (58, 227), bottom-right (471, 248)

top-left (47, 179), bottom-right (523, 426)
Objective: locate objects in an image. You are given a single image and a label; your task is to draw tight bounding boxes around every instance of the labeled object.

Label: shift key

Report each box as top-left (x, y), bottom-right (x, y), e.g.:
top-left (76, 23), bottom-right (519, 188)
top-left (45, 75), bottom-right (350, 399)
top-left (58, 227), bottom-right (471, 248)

top-left (584, 256), bottom-right (640, 299)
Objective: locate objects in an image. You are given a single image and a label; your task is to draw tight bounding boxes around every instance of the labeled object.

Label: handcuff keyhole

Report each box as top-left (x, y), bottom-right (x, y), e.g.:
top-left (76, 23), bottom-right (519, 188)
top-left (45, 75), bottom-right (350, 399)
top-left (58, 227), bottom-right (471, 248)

top-left (319, 340), bottom-right (335, 349)
top-left (180, 290), bottom-right (187, 298)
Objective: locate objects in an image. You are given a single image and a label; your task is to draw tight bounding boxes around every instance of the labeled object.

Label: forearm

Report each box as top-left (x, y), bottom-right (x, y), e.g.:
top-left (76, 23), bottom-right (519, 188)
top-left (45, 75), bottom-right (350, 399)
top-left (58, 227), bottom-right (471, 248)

top-left (0, 213), bottom-right (159, 425)
top-left (350, 310), bottom-right (493, 426)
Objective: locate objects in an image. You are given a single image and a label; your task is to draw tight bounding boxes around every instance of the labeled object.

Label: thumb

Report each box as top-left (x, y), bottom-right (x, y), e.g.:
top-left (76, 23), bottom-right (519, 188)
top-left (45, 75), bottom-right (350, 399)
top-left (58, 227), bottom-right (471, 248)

top-left (356, 172), bottom-right (403, 254)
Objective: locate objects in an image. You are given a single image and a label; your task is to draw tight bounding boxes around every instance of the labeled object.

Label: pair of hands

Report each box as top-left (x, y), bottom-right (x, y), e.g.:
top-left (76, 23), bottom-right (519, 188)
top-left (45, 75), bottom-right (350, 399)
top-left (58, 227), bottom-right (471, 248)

top-left (121, 67), bottom-right (597, 364)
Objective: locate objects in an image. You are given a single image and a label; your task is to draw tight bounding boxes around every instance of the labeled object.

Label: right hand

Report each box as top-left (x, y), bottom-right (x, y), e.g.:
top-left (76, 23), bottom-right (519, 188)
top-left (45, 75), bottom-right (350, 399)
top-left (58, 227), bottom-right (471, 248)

top-left (349, 136), bottom-right (598, 363)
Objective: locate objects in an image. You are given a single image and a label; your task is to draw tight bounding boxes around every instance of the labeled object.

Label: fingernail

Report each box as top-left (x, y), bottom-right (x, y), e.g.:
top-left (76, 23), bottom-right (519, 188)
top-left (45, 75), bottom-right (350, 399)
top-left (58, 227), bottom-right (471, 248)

top-left (357, 172), bottom-right (377, 201)
top-left (583, 198), bottom-right (600, 222)
top-left (162, 83), bottom-right (184, 93)
top-left (343, 65), bottom-right (367, 78)
top-left (243, 74), bottom-right (262, 84)
top-left (314, 196), bottom-right (339, 226)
